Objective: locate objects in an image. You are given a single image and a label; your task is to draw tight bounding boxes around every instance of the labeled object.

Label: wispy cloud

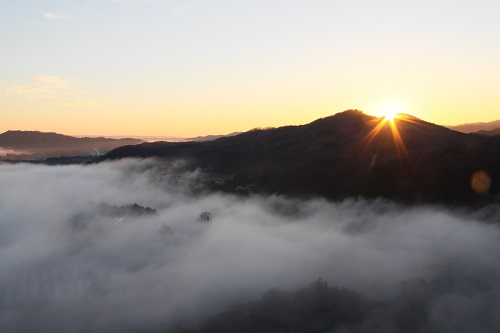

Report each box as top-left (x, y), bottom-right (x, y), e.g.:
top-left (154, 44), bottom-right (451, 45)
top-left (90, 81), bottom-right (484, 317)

top-left (80, 7), bottom-right (100, 15)
top-left (41, 10), bottom-right (72, 20)
top-left (60, 99), bottom-right (95, 105)
top-left (95, 0), bottom-right (164, 5)
top-left (170, 4), bottom-right (191, 16)
top-left (35, 75), bottom-right (81, 93)
top-left (2, 76), bottom-right (94, 105)
top-left (139, 0), bottom-right (163, 4)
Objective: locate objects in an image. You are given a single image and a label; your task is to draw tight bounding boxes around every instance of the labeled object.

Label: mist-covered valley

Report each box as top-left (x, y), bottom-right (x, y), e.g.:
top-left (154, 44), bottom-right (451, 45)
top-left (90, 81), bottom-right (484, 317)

top-left (1, 159), bottom-right (500, 333)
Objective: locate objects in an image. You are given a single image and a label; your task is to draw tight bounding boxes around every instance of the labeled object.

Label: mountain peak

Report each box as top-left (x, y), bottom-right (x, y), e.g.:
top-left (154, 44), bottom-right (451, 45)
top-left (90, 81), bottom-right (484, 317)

top-left (395, 113), bottom-right (420, 120)
top-left (331, 109), bottom-right (371, 120)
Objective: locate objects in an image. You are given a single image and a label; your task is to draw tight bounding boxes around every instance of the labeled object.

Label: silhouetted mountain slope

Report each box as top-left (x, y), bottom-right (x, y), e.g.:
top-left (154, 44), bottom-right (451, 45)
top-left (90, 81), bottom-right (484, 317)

top-left (0, 130), bottom-right (143, 158)
top-left (98, 110), bottom-right (500, 204)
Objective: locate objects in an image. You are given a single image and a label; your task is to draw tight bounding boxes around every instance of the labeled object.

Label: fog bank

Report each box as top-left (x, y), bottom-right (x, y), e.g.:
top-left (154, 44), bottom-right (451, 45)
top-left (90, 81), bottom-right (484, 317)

top-left (0, 159), bottom-right (499, 332)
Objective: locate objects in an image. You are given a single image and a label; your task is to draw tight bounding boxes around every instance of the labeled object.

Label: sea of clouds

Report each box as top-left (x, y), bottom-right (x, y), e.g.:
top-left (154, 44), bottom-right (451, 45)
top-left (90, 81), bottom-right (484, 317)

top-left (0, 159), bottom-right (499, 332)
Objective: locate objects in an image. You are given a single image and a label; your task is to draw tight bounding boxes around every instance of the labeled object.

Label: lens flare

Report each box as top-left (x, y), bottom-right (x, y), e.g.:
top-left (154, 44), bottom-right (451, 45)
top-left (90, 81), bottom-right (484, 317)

top-left (471, 170), bottom-right (491, 194)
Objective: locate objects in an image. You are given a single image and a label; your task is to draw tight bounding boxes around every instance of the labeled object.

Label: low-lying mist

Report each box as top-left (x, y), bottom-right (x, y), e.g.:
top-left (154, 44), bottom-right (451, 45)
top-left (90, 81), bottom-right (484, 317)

top-left (0, 148), bottom-right (30, 156)
top-left (0, 159), bottom-right (499, 333)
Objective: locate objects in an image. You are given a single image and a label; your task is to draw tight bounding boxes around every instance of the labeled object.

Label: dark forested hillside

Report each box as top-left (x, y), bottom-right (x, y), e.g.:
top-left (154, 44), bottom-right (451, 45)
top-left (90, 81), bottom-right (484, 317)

top-left (97, 110), bottom-right (500, 204)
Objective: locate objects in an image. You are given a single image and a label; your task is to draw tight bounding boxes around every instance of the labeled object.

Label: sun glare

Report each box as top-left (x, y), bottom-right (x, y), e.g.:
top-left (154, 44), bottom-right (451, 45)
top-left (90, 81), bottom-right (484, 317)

top-left (360, 103), bottom-right (409, 161)
top-left (379, 104), bottom-right (401, 121)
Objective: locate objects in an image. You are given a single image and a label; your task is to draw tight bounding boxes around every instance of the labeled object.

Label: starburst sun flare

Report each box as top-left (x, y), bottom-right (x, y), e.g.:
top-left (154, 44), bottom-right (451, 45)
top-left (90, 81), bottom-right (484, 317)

top-left (378, 104), bottom-right (402, 121)
top-left (359, 105), bottom-right (409, 161)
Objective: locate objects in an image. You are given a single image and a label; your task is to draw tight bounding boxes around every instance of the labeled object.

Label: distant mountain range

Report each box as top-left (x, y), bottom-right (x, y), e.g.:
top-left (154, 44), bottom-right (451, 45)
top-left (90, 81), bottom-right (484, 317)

top-left (447, 119), bottom-right (500, 133)
top-left (475, 128), bottom-right (500, 136)
top-left (0, 130), bottom-right (143, 160)
top-left (97, 110), bottom-right (500, 204)
top-left (186, 132), bottom-right (242, 142)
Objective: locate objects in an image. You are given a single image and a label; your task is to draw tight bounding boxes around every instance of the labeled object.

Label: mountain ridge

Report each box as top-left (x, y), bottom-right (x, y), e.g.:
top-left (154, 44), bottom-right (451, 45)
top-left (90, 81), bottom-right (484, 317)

top-left (0, 130), bottom-right (143, 159)
top-left (447, 119), bottom-right (500, 133)
top-left (475, 128), bottom-right (500, 136)
top-left (96, 110), bottom-right (500, 204)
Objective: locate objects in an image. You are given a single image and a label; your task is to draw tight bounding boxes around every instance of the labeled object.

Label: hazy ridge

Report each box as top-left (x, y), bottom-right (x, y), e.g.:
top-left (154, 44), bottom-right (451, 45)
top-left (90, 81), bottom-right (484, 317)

top-left (447, 119), bottom-right (500, 133)
top-left (0, 130), bottom-right (143, 159)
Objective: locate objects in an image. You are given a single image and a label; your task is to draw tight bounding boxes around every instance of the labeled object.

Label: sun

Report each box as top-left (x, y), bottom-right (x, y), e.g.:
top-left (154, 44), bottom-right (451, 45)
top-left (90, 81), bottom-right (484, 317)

top-left (378, 104), bottom-right (401, 121)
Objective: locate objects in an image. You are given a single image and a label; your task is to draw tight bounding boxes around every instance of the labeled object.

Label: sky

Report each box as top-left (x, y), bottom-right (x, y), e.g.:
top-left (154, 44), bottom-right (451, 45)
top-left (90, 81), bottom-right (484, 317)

top-left (1, 0), bottom-right (500, 137)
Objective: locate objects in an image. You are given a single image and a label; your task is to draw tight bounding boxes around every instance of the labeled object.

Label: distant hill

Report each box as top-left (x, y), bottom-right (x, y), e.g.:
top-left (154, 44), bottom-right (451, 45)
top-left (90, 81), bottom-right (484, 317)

top-left (98, 132), bottom-right (242, 143)
top-left (186, 132), bottom-right (242, 142)
top-left (96, 110), bottom-right (500, 204)
top-left (447, 119), bottom-right (500, 133)
top-left (0, 130), bottom-right (143, 159)
top-left (475, 128), bottom-right (500, 136)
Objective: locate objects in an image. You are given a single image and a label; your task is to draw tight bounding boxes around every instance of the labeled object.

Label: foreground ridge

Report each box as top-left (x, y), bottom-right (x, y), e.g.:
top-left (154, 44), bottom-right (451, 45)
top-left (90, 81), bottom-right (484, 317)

top-left (97, 110), bottom-right (500, 204)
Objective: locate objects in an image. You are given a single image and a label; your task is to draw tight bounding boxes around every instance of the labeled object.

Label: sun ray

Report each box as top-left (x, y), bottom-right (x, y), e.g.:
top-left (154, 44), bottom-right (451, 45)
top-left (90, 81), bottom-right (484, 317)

top-left (358, 111), bottom-right (408, 162)
top-left (360, 118), bottom-right (389, 148)
top-left (387, 118), bottom-right (408, 159)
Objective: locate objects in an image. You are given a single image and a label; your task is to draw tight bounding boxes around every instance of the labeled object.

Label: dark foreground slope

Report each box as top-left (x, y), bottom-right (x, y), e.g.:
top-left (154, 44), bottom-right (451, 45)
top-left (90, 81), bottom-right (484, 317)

top-left (178, 278), bottom-right (476, 333)
top-left (0, 130), bottom-right (143, 159)
top-left (98, 110), bottom-right (500, 204)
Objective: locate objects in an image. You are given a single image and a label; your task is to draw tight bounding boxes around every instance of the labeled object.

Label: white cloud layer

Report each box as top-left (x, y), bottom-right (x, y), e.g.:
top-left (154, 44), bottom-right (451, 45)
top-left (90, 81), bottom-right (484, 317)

top-left (0, 159), bottom-right (499, 332)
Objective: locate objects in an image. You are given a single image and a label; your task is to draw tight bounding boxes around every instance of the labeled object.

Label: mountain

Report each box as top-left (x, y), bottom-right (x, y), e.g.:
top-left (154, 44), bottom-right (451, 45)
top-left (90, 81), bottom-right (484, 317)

top-left (0, 130), bottom-right (143, 159)
top-left (186, 132), bottom-right (242, 142)
top-left (475, 128), bottom-right (500, 136)
top-left (447, 119), bottom-right (500, 133)
top-left (96, 110), bottom-right (500, 204)
top-left (99, 132), bottom-right (242, 143)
